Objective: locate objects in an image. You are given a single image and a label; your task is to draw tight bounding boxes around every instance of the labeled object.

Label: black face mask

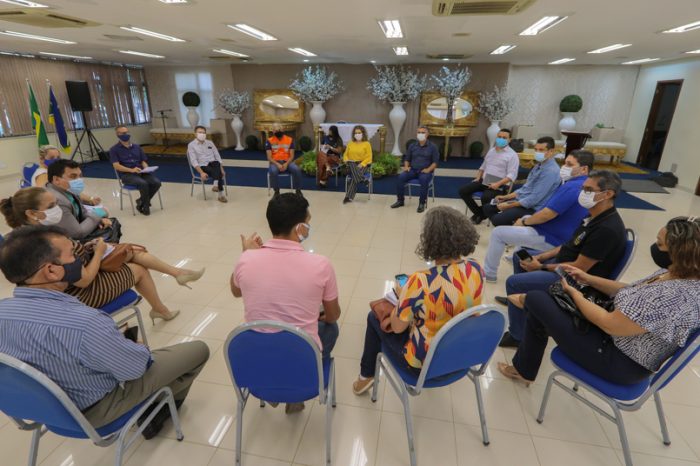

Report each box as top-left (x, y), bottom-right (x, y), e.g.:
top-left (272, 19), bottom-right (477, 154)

top-left (274, 131), bottom-right (283, 139)
top-left (19, 257), bottom-right (82, 286)
top-left (650, 243), bottom-right (672, 269)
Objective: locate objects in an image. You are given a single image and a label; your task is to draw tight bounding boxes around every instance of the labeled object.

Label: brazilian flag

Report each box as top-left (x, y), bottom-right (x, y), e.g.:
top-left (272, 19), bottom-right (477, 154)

top-left (28, 83), bottom-right (49, 147)
top-left (48, 85), bottom-right (71, 153)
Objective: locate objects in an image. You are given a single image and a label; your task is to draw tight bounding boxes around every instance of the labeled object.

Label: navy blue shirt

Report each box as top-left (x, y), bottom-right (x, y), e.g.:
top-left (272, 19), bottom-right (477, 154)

top-left (109, 142), bottom-right (147, 169)
top-left (405, 141), bottom-right (440, 171)
top-left (532, 175), bottom-right (589, 247)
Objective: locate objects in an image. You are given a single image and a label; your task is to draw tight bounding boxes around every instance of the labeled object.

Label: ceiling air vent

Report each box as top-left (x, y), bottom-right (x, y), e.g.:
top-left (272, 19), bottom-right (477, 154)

top-left (427, 54), bottom-right (471, 60)
top-left (208, 56), bottom-right (250, 62)
top-left (0, 9), bottom-right (98, 28)
top-left (102, 34), bottom-right (143, 41)
top-left (433, 0), bottom-right (535, 16)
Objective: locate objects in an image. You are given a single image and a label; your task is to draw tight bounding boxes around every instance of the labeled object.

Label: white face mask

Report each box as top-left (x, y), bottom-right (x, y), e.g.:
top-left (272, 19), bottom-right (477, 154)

top-left (559, 166), bottom-right (573, 182)
top-left (196, 133), bottom-right (206, 142)
top-left (37, 205), bottom-right (62, 225)
top-left (578, 190), bottom-right (601, 209)
top-left (296, 223), bottom-right (311, 242)
top-left (416, 133), bottom-right (427, 142)
top-left (354, 133), bottom-right (363, 141)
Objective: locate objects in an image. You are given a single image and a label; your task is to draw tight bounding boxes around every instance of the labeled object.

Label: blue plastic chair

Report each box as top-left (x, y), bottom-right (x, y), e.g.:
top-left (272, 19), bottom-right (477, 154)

top-left (370, 304), bottom-right (505, 466)
top-left (405, 177), bottom-right (436, 203)
top-left (345, 167), bottom-right (373, 200)
top-left (0, 353), bottom-right (183, 466)
top-left (113, 167), bottom-right (164, 216)
top-left (266, 171), bottom-right (294, 196)
top-left (225, 321), bottom-right (336, 466)
top-left (20, 162), bottom-right (39, 188)
top-left (608, 228), bottom-right (637, 280)
top-left (99, 289), bottom-right (149, 347)
top-left (537, 329), bottom-right (700, 466)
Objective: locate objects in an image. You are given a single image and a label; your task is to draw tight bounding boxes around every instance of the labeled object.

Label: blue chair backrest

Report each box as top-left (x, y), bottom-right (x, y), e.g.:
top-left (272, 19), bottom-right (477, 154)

top-left (652, 328), bottom-right (700, 392)
top-left (21, 163), bottom-right (39, 187)
top-left (226, 323), bottom-right (322, 403)
top-left (423, 309), bottom-right (505, 382)
top-left (609, 228), bottom-right (636, 280)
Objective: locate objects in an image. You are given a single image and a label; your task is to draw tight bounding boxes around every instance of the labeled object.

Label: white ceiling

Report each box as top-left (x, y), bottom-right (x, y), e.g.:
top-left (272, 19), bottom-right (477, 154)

top-left (0, 0), bottom-right (699, 67)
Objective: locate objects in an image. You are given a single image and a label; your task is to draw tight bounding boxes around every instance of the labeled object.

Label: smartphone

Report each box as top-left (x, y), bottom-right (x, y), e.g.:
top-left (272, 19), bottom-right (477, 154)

top-left (490, 198), bottom-right (498, 205)
top-left (395, 273), bottom-right (408, 287)
top-left (515, 249), bottom-right (533, 262)
top-left (555, 266), bottom-right (578, 287)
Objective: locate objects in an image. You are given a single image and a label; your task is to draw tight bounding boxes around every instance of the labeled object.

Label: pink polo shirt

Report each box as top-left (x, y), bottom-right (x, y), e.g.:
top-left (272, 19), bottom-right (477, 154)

top-left (233, 239), bottom-right (339, 348)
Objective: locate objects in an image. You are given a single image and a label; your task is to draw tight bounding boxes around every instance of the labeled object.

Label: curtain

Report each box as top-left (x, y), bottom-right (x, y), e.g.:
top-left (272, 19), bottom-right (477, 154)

top-left (0, 55), bottom-right (152, 137)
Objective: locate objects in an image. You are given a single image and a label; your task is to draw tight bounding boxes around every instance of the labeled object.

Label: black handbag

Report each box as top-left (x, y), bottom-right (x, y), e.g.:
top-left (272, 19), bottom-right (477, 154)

top-left (82, 217), bottom-right (123, 244)
top-left (548, 281), bottom-right (615, 333)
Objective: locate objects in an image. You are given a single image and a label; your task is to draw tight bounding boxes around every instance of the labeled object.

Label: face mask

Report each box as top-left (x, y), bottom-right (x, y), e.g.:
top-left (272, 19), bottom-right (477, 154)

top-left (44, 157), bottom-right (60, 167)
top-left (274, 131), bottom-right (283, 139)
top-left (196, 133), bottom-right (206, 142)
top-left (650, 243), bottom-right (672, 269)
top-left (559, 166), bottom-right (573, 181)
top-left (416, 133), bottom-right (427, 142)
top-left (354, 133), bottom-right (363, 141)
top-left (21, 256), bottom-right (82, 286)
top-left (37, 205), bottom-right (62, 225)
top-left (534, 152), bottom-right (546, 163)
top-left (118, 134), bottom-right (131, 142)
top-left (296, 223), bottom-right (311, 242)
top-left (578, 190), bottom-right (600, 209)
top-left (495, 137), bottom-right (508, 148)
top-left (68, 178), bottom-right (85, 196)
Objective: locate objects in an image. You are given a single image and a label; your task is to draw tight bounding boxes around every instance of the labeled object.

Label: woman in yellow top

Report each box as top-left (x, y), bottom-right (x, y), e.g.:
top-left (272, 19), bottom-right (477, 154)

top-left (342, 125), bottom-right (373, 204)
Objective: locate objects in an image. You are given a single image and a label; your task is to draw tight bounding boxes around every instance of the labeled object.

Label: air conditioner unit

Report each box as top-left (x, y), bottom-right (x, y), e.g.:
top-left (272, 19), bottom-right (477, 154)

top-left (0, 9), bottom-right (98, 28)
top-left (433, 0), bottom-right (535, 16)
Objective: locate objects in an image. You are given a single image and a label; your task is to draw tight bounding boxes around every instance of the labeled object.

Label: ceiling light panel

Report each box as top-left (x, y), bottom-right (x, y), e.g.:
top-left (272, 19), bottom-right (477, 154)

top-left (288, 47), bottom-right (316, 57)
top-left (685, 49), bottom-right (700, 54)
top-left (622, 58), bottom-right (659, 65)
top-left (40, 52), bottom-right (92, 60)
top-left (588, 43), bottom-right (631, 54)
top-left (548, 57), bottom-right (575, 64)
top-left (227, 24), bottom-right (277, 41)
top-left (662, 20), bottom-right (700, 33)
top-left (213, 48), bottom-right (248, 58)
top-left (393, 46), bottom-right (408, 56)
top-left (490, 45), bottom-right (516, 55)
top-left (0, 30), bottom-right (75, 44)
top-left (119, 50), bottom-right (165, 59)
top-left (158, 0), bottom-right (188, 3)
top-left (120, 26), bottom-right (185, 42)
top-left (378, 20), bottom-right (403, 38)
top-left (0, 0), bottom-right (48, 7)
top-left (520, 16), bottom-right (568, 36)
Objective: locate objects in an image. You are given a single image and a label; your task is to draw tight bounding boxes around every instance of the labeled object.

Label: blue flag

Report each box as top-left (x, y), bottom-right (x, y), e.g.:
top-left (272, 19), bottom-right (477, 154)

top-left (48, 85), bottom-right (70, 153)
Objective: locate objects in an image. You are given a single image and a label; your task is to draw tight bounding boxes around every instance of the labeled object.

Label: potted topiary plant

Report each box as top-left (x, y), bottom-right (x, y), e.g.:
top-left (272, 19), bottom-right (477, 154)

top-left (182, 91), bottom-right (201, 128)
top-left (558, 94), bottom-right (582, 135)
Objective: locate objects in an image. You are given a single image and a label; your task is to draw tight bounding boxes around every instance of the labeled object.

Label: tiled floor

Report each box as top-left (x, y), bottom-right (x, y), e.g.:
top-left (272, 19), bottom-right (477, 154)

top-left (0, 172), bottom-right (699, 466)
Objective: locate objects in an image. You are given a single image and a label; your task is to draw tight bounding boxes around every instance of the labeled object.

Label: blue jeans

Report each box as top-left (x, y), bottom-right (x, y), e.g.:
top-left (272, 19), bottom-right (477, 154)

top-left (318, 321), bottom-right (339, 362)
top-left (396, 169), bottom-right (433, 203)
top-left (268, 162), bottom-right (301, 191)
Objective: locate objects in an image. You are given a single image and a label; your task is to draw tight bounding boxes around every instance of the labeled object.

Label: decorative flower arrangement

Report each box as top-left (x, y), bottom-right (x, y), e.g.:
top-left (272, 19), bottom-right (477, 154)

top-left (477, 85), bottom-right (514, 122)
top-left (289, 65), bottom-right (345, 102)
top-left (218, 90), bottom-right (250, 116)
top-left (367, 65), bottom-right (428, 103)
top-left (431, 66), bottom-right (471, 123)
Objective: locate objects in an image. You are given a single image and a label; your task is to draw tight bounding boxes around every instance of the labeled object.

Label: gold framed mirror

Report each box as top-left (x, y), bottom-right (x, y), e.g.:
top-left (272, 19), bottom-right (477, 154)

top-left (253, 89), bottom-right (305, 123)
top-left (419, 91), bottom-right (479, 127)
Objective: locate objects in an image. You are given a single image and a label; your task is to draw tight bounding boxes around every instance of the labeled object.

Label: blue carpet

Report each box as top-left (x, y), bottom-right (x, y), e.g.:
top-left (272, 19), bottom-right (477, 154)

top-left (80, 159), bottom-right (663, 211)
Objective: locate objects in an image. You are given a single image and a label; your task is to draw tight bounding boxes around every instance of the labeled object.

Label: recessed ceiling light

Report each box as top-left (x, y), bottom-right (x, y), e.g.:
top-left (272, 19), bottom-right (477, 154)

top-left (588, 44), bottom-right (631, 54)
top-left (118, 50), bottom-right (165, 59)
top-left (303, 59), bottom-right (309, 62)
top-left (622, 58), bottom-right (660, 65)
top-left (548, 57), bottom-right (576, 65)
top-left (370, 59), bottom-right (376, 63)
top-left (0, 30), bottom-right (76, 44)
top-left (0, 0), bottom-right (48, 7)
top-left (212, 48), bottom-right (248, 58)
top-left (662, 20), bottom-right (700, 33)
top-left (158, 0), bottom-right (188, 3)
top-left (227, 24), bottom-right (277, 41)
top-left (120, 26), bottom-right (185, 42)
top-left (393, 46), bottom-right (408, 56)
top-left (40, 52), bottom-right (92, 60)
top-left (490, 45), bottom-right (517, 55)
top-left (378, 20), bottom-right (403, 39)
top-left (685, 49), bottom-right (700, 54)
top-left (288, 47), bottom-right (316, 57)
top-left (442, 58), bottom-right (449, 61)
top-left (520, 16), bottom-right (568, 36)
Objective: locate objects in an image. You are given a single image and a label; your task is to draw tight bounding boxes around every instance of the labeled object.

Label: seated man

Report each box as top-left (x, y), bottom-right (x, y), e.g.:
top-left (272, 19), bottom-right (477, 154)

top-left (0, 225), bottom-right (209, 438)
top-left (231, 193), bottom-right (340, 413)
top-left (187, 125), bottom-right (228, 203)
top-left (266, 123), bottom-right (302, 197)
top-left (483, 150), bottom-right (595, 281)
top-left (483, 136), bottom-right (561, 226)
top-left (497, 170), bottom-right (627, 347)
top-left (391, 126), bottom-right (440, 213)
top-left (110, 125), bottom-right (162, 216)
top-left (458, 128), bottom-right (519, 224)
top-left (44, 159), bottom-right (115, 241)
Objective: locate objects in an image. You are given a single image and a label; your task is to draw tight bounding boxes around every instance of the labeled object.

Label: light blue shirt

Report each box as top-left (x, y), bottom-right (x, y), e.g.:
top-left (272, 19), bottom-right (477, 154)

top-left (0, 288), bottom-right (151, 410)
top-left (515, 157), bottom-right (561, 210)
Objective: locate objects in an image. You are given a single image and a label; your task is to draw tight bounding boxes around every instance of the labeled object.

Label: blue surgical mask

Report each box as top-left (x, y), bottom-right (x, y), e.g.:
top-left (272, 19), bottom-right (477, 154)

top-left (44, 157), bottom-right (60, 167)
top-left (534, 152), bottom-right (546, 163)
top-left (118, 134), bottom-right (131, 142)
top-left (495, 137), bottom-right (508, 148)
top-left (68, 178), bottom-right (85, 196)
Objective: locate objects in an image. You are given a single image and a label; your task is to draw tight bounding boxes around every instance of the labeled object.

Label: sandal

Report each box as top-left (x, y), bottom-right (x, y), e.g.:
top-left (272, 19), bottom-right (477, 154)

top-left (497, 362), bottom-right (533, 387)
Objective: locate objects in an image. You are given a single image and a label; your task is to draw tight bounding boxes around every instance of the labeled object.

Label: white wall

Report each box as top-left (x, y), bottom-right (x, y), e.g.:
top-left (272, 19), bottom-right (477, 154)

top-left (0, 125), bottom-right (153, 179)
top-left (624, 58), bottom-right (700, 191)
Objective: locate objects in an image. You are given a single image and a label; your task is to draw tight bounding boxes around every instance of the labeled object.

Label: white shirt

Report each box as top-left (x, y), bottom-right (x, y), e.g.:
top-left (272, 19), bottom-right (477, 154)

top-left (479, 146), bottom-right (519, 183)
top-left (187, 139), bottom-right (222, 168)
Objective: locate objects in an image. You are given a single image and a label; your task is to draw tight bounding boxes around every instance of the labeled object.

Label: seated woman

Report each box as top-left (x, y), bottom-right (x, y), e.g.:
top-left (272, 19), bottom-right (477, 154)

top-left (352, 206), bottom-right (484, 394)
top-left (0, 187), bottom-right (206, 323)
top-left (316, 125), bottom-right (344, 188)
top-left (498, 216), bottom-right (700, 386)
top-left (342, 125), bottom-right (372, 204)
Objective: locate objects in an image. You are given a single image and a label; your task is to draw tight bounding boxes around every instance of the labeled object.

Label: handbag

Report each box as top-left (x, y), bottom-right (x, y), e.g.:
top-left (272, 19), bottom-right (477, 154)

top-left (100, 243), bottom-right (147, 273)
top-left (369, 298), bottom-right (395, 333)
top-left (548, 281), bottom-right (615, 332)
top-left (82, 217), bottom-right (122, 244)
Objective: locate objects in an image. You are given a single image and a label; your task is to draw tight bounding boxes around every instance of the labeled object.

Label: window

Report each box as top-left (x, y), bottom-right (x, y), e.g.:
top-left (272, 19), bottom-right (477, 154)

top-left (175, 71), bottom-right (214, 128)
top-left (127, 68), bottom-right (150, 124)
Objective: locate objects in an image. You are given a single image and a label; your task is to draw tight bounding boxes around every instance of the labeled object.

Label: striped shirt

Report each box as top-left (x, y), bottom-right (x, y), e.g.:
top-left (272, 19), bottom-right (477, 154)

top-left (0, 288), bottom-right (151, 410)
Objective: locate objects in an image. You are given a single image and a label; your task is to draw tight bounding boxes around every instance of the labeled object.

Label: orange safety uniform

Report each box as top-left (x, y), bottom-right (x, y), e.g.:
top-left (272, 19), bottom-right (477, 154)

top-left (266, 135), bottom-right (294, 162)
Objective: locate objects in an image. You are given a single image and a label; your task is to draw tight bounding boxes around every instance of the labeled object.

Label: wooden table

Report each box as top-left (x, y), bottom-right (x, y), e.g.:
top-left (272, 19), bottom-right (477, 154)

top-left (427, 125), bottom-right (471, 161)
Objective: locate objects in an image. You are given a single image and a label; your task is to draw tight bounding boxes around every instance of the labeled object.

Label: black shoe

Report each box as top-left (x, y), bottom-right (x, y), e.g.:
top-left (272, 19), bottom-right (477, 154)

top-left (495, 296), bottom-right (508, 306)
top-left (318, 182), bottom-right (327, 189)
top-left (273, 190), bottom-right (280, 197)
top-left (417, 203), bottom-right (426, 213)
top-left (498, 331), bottom-right (521, 348)
top-left (295, 189), bottom-right (304, 197)
top-left (136, 198), bottom-right (143, 210)
top-left (343, 197), bottom-right (352, 204)
top-left (470, 214), bottom-right (484, 225)
top-left (140, 204), bottom-right (151, 216)
top-left (138, 400), bottom-right (183, 440)
top-left (390, 200), bottom-right (404, 209)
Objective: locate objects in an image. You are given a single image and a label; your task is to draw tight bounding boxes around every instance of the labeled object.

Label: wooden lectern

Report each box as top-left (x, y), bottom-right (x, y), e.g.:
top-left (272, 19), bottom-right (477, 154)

top-left (561, 131), bottom-right (592, 155)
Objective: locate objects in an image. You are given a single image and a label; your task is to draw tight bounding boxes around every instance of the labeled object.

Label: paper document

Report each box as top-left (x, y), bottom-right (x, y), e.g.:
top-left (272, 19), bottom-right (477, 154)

top-left (101, 244), bottom-right (115, 259)
top-left (140, 166), bottom-right (158, 174)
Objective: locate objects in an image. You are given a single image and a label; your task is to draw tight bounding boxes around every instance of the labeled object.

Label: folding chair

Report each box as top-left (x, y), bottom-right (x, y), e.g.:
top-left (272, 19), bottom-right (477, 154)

top-left (113, 167), bottom-right (164, 215)
top-left (345, 168), bottom-right (373, 200)
top-left (99, 289), bottom-right (149, 347)
top-left (537, 329), bottom-right (700, 466)
top-left (609, 228), bottom-right (637, 280)
top-left (188, 162), bottom-right (228, 200)
top-left (371, 304), bottom-right (505, 466)
top-left (406, 177), bottom-right (436, 203)
top-left (0, 353), bottom-right (183, 466)
top-left (225, 321), bottom-right (336, 466)
top-left (267, 172), bottom-right (294, 196)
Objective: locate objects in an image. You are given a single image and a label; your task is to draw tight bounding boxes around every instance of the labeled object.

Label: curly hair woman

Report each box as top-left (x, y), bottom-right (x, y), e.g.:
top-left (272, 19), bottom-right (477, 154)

top-left (352, 206), bottom-right (484, 394)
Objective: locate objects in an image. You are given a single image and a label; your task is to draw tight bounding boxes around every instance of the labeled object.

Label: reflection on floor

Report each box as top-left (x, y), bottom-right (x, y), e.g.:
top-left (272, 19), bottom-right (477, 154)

top-left (0, 175), bottom-right (698, 466)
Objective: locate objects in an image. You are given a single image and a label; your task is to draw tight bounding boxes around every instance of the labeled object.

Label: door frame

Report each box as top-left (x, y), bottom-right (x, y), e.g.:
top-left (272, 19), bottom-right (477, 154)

top-left (636, 79), bottom-right (683, 168)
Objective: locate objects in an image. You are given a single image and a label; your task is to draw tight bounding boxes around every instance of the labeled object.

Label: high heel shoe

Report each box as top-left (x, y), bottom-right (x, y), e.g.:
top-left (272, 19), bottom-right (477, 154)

top-left (175, 268), bottom-right (205, 289)
top-left (497, 362), bottom-right (533, 387)
top-left (149, 309), bottom-right (180, 324)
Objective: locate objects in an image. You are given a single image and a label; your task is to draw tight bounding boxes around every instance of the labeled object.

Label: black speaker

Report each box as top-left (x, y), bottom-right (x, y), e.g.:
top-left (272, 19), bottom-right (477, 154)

top-left (65, 80), bottom-right (93, 112)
